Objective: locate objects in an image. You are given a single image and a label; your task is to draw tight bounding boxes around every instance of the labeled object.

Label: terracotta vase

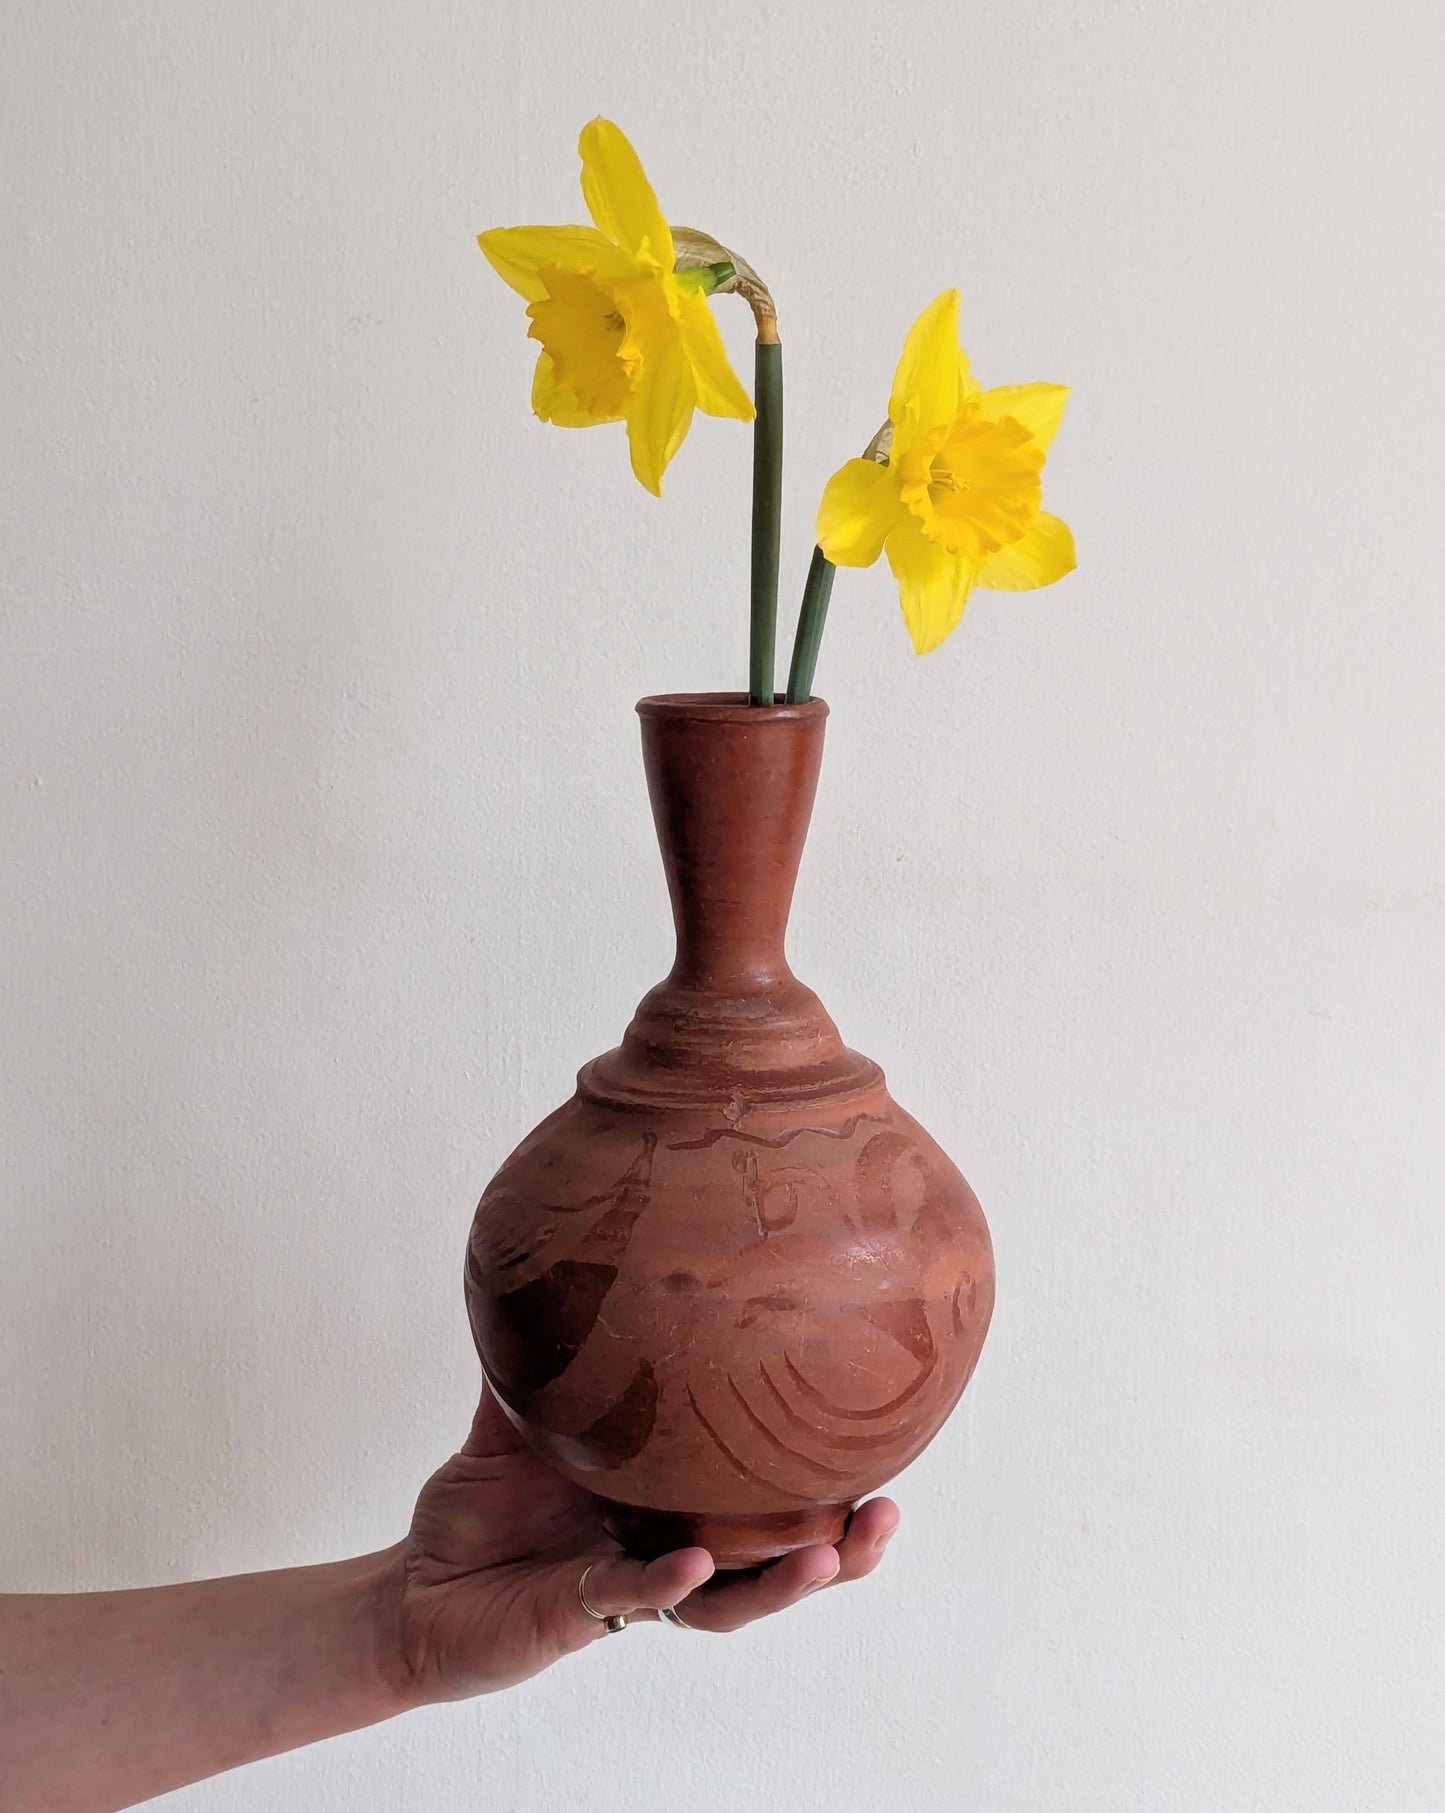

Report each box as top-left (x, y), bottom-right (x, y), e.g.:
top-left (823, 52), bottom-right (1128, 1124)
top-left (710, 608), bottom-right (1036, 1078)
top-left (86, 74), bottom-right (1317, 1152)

top-left (465, 694), bottom-right (994, 1567)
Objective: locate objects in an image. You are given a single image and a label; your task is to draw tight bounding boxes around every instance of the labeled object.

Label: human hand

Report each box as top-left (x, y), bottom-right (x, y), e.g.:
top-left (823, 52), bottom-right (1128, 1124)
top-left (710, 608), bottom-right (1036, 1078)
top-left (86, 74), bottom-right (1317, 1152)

top-left (384, 1388), bottom-right (900, 1704)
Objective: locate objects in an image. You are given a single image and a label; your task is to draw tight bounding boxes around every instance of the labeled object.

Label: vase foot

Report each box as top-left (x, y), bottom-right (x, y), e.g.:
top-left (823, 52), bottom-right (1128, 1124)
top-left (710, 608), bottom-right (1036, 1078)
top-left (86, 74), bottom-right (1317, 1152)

top-left (595, 1498), bottom-right (855, 1570)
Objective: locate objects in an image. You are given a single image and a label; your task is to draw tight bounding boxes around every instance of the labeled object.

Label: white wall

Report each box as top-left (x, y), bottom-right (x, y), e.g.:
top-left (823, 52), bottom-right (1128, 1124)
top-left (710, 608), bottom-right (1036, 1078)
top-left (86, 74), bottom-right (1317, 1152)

top-left (3, 1), bottom-right (1442, 1807)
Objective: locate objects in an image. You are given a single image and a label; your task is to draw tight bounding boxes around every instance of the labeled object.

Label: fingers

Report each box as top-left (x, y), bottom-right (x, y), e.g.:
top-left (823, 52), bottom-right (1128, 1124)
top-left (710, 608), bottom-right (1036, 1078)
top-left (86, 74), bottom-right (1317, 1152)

top-left (670, 1498), bottom-right (900, 1634)
top-left (674, 1543), bottom-right (839, 1633)
top-left (571, 1546), bottom-right (716, 1640)
top-left (832, 1496), bottom-right (900, 1583)
top-left (566, 1501), bottom-right (901, 1648)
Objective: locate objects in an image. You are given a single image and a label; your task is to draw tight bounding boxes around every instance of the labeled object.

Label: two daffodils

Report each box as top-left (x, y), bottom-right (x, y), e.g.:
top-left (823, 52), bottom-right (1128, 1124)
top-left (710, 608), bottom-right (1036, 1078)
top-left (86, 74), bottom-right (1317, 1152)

top-left (479, 119), bottom-right (1074, 695)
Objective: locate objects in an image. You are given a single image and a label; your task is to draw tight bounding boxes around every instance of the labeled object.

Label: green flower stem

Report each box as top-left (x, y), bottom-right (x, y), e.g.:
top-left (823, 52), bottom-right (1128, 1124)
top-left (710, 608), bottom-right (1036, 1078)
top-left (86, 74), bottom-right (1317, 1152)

top-left (785, 545), bottom-right (836, 704)
top-left (749, 338), bottom-right (783, 706)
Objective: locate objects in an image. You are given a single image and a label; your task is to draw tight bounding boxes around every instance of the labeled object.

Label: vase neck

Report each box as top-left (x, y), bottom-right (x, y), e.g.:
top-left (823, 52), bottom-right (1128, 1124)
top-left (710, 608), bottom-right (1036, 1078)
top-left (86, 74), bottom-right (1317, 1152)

top-left (642, 695), bottom-right (822, 993)
top-left (579, 695), bottom-right (877, 1109)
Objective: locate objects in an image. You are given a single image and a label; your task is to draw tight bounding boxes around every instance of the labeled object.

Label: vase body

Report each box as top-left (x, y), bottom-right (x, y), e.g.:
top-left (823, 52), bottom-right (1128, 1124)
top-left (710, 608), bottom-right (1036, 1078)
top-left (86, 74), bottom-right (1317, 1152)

top-left (465, 694), bottom-right (994, 1566)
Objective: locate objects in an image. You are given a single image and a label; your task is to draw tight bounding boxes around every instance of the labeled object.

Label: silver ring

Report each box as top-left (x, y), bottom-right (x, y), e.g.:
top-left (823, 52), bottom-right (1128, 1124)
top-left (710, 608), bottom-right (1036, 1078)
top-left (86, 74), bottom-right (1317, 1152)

top-left (659, 1605), bottom-right (694, 1630)
top-left (578, 1563), bottom-right (627, 1634)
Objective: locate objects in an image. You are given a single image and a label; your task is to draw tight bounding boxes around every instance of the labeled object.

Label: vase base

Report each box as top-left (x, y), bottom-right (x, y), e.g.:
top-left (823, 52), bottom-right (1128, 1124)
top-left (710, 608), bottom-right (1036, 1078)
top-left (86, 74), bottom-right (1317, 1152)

top-left (595, 1497), bottom-right (855, 1570)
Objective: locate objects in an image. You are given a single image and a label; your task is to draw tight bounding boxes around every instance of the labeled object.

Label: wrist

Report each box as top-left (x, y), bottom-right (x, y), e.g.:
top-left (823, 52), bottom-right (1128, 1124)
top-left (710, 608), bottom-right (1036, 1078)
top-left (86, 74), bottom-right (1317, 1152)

top-left (349, 1543), bottom-right (422, 1720)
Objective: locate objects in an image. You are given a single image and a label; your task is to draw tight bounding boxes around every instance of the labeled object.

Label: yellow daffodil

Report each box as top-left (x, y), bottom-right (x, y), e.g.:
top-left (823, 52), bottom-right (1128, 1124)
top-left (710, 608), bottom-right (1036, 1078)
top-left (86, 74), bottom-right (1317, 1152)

top-left (817, 290), bottom-right (1074, 654)
top-left (478, 119), bottom-right (755, 496)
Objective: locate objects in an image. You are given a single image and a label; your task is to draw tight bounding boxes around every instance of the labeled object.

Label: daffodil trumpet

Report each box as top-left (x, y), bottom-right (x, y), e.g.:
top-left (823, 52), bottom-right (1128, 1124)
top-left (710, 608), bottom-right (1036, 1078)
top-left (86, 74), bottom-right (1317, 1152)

top-left (804, 289), bottom-right (1074, 680)
top-left (477, 121), bottom-right (758, 500)
top-left (479, 122), bottom-right (786, 705)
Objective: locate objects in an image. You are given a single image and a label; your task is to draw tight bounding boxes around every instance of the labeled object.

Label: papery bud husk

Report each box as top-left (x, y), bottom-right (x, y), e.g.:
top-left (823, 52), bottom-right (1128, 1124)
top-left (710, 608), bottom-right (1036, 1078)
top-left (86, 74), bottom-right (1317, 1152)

top-left (673, 225), bottom-right (776, 336)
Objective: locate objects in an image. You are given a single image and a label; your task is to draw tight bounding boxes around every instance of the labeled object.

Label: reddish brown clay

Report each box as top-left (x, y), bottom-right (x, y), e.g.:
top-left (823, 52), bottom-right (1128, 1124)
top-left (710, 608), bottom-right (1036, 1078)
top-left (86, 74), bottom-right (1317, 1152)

top-left (465, 694), bottom-right (994, 1566)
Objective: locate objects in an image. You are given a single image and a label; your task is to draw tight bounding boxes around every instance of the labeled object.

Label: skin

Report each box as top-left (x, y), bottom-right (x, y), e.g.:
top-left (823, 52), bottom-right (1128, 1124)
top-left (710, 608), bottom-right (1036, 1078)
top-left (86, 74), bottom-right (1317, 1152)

top-left (0, 1391), bottom-right (900, 1812)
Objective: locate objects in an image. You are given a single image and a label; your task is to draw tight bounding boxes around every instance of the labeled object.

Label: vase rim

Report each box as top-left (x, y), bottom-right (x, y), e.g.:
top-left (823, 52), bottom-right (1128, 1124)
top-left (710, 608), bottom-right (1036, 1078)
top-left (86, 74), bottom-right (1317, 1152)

top-left (636, 692), bottom-right (828, 723)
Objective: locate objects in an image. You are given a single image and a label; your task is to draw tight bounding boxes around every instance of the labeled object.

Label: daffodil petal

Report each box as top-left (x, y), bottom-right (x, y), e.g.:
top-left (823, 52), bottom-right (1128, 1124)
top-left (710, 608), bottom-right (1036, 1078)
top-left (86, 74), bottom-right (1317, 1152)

top-left (889, 289), bottom-right (978, 445)
top-left (531, 351), bottom-right (621, 427)
top-left (478, 225), bottom-right (631, 301)
top-left (578, 119), bottom-right (675, 267)
top-left (885, 512), bottom-right (976, 654)
top-left (975, 383), bottom-right (1069, 452)
top-left (673, 288), bottom-right (754, 420)
top-left (626, 334), bottom-right (695, 495)
top-left (817, 458), bottom-right (904, 567)
top-left (975, 512), bottom-right (1076, 591)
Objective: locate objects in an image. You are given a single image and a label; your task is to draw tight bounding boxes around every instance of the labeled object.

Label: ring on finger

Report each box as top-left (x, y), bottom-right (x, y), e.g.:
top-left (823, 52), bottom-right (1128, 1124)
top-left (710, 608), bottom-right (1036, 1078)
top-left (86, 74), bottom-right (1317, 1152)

top-left (578, 1563), bottom-right (628, 1634)
top-left (659, 1605), bottom-right (695, 1630)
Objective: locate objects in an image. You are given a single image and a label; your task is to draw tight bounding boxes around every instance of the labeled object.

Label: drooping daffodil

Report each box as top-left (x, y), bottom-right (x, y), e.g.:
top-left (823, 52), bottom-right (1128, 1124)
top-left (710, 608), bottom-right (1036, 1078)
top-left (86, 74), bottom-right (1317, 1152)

top-left (478, 119), bottom-right (755, 496)
top-left (816, 290), bottom-right (1074, 654)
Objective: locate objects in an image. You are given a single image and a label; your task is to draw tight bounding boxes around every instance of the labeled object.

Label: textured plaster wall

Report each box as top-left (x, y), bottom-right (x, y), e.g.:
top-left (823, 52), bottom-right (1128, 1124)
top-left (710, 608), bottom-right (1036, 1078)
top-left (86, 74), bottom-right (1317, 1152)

top-left (3, 1), bottom-right (1443, 1808)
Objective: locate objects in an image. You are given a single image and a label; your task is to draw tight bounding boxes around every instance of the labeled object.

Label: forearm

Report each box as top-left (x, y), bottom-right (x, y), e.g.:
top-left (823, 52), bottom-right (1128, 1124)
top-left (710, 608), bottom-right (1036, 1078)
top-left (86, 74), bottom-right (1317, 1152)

top-left (0, 1546), bottom-right (412, 1813)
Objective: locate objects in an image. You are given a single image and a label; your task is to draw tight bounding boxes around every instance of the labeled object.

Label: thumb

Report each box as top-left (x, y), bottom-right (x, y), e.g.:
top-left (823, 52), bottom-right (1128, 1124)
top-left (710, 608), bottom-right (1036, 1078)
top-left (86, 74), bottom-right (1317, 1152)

top-left (460, 1386), bottom-right (522, 1459)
